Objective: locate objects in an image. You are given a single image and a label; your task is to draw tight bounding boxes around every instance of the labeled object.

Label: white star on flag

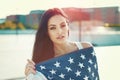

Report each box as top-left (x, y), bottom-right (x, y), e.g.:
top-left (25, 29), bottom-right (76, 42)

top-left (40, 65), bottom-right (46, 70)
top-left (75, 70), bottom-right (81, 77)
top-left (95, 77), bottom-right (98, 80)
top-left (35, 47), bottom-right (99, 80)
top-left (59, 73), bottom-right (65, 79)
top-left (69, 78), bottom-right (74, 80)
top-left (94, 63), bottom-right (97, 69)
top-left (83, 75), bottom-right (89, 80)
top-left (78, 62), bottom-right (84, 68)
top-left (91, 52), bottom-right (95, 56)
top-left (54, 61), bottom-right (61, 67)
top-left (92, 72), bottom-right (95, 77)
top-left (65, 66), bottom-right (72, 72)
top-left (88, 59), bottom-right (93, 64)
top-left (68, 57), bottom-right (74, 64)
top-left (88, 66), bottom-right (91, 72)
top-left (80, 54), bottom-right (86, 60)
top-left (49, 69), bottom-right (56, 75)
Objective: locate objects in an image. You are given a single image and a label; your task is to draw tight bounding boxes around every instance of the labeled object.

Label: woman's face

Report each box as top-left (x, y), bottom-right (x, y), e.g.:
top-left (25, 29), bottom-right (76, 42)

top-left (48, 15), bottom-right (69, 44)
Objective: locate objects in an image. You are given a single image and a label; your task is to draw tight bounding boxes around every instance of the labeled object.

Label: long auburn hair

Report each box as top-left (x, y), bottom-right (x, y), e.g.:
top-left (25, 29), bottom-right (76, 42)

top-left (32, 8), bottom-right (69, 64)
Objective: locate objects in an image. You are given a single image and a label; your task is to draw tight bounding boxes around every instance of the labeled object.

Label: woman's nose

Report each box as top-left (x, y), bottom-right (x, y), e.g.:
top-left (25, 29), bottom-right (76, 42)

top-left (57, 28), bottom-right (62, 34)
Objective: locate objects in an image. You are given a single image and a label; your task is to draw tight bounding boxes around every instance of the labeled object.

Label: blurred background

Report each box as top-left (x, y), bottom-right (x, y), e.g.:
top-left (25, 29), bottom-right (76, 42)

top-left (0, 0), bottom-right (120, 80)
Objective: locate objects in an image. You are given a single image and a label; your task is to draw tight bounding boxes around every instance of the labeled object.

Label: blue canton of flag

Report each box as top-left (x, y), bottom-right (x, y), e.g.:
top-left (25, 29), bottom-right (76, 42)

top-left (35, 47), bottom-right (99, 80)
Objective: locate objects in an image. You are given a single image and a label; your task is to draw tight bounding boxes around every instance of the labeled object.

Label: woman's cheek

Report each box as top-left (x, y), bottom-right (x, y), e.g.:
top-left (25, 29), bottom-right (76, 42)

top-left (50, 32), bottom-right (56, 40)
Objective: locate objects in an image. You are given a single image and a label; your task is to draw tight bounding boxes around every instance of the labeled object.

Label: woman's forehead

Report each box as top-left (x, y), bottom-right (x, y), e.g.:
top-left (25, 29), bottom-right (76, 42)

top-left (48, 15), bottom-right (66, 24)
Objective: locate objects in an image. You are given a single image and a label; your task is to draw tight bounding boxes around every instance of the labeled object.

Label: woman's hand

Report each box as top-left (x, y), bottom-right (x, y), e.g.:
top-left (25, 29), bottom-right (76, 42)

top-left (25, 59), bottom-right (36, 76)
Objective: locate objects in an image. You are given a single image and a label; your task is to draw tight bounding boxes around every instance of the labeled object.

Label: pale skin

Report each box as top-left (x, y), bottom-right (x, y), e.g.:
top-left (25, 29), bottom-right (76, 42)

top-left (25, 15), bottom-right (92, 76)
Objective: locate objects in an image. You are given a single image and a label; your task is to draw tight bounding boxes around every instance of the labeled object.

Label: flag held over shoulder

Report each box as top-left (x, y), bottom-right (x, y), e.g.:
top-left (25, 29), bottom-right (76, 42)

top-left (35, 47), bottom-right (99, 80)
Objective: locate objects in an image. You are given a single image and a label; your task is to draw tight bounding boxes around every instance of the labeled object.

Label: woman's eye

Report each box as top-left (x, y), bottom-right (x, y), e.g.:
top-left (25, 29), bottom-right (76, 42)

top-left (50, 27), bottom-right (56, 30)
top-left (61, 25), bottom-right (66, 28)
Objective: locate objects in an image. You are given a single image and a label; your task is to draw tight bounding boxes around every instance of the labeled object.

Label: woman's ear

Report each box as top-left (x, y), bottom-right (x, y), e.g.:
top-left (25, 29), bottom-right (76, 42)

top-left (66, 20), bottom-right (69, 26)
top-left (68, 29), bottom-right (69, 36)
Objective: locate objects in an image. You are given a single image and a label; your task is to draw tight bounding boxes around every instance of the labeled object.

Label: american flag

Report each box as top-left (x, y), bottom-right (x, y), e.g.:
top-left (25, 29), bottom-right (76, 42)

top-left (35, 47), bottom-right (99, 80)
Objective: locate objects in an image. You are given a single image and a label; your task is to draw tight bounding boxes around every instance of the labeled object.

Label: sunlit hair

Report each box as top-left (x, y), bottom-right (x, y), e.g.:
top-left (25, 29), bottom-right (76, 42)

top-left (32, 8), bottom-right (69, 64)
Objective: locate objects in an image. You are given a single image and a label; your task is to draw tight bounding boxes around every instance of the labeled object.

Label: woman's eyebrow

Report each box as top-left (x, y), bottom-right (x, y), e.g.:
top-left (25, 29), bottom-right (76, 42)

top-left (48, 24), bottom-right (56, 27)
top-left (48, 21), bottom-right (66, 27)
top-left (60, 22), bottom-right (66, 25)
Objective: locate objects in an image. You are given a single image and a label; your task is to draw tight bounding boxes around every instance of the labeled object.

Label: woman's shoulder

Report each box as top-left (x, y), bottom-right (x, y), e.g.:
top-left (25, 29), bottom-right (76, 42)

top-left (74, 41), bottom-right (93, 49)
top-left (81, 41), bottom-right (93, 48)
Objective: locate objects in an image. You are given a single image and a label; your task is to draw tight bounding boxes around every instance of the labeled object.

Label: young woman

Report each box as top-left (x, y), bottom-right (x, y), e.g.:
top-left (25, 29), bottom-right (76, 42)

top-left (25, 8), bottom-right (99, 80)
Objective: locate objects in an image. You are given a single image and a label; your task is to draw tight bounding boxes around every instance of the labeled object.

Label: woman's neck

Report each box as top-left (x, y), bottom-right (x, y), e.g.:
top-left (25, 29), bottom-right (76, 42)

top-left (53, 41), bottom-right (77, 57)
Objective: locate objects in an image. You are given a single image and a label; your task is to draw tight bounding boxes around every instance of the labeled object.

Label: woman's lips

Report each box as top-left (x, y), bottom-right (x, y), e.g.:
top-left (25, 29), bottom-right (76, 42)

top-left (56, 36), bottom-right (64, 39)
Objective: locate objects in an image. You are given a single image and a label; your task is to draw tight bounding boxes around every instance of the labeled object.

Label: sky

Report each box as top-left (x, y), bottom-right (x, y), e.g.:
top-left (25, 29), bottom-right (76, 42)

top-left (0, 0), bottom-right (120, 19)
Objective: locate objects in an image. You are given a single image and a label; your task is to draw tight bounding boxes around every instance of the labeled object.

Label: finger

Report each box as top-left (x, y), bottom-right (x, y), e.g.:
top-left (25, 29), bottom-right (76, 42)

top-left (25, 67), bottom-right (30, 76)
top-left (26, 63), bottom-right (35, 69)
top-left (25, 66), bottom-right (36, 76)
top-left (27, 59), bottom-right (35, 65)
top-left (27, 68), bottom-right (36, 75)
top-left (25, 64), bottom-right (35, 75)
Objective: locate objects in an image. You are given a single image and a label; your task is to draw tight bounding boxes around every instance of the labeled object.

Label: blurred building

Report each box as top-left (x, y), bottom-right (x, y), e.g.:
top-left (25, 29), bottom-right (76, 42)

top-left (26, 10), bottom-right (45, 28)
top-left (6, 10), bottom-right (45, 29)
top-left (118, 9), bottom-right (120, 24)
top-left (6, 15), bottom-right (17, 22)
top-left (62, 7), bottom-right (120, 42)
top-left (63, 7), bottom-right (119, 27)
top-left (91, 7), bottom-right (119, 24)
top-left (0, 19), bottom-right (6, 24)
top-left (6, 15), bottom-right (26, 24)
top-left (63, 7), bottom-right (90, 22)
top-left (4, 6), bottom-right (120, 29)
